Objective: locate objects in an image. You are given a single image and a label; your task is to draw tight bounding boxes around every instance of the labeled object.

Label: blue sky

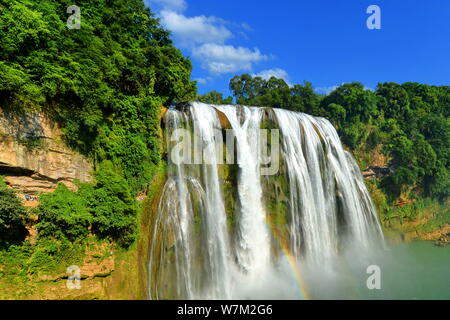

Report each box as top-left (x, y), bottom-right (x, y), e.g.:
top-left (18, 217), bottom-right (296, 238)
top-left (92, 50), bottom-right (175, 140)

top-left (145, 0), bottom-right (450, 95)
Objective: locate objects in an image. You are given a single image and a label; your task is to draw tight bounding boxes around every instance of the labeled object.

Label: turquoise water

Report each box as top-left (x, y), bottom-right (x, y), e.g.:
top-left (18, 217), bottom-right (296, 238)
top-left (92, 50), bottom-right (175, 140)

top-left (305, 241), bottom-right (450, 300)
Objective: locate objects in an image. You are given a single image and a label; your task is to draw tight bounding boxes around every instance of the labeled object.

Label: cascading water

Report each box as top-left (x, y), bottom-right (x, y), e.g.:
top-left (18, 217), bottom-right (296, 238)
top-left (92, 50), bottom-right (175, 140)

top-left (215, 105), bottom-right (271, 276)
top-left (272, 109), bottom-right (384, 265)
top-left (189, 103), bottom-right (232, 299)
top-left (148, 102), bottom-right (384, 300)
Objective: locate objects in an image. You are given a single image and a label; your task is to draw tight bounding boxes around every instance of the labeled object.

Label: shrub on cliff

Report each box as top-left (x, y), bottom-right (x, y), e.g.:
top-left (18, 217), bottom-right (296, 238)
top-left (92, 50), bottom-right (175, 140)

top-left (0, 177), bottom-right (28, 248)
top-left (80, 162), bottom-right (137, 248)
top-left (35, 162), bottom-right (137, 247)
top-left (36, 184), bottom-right (92, 242)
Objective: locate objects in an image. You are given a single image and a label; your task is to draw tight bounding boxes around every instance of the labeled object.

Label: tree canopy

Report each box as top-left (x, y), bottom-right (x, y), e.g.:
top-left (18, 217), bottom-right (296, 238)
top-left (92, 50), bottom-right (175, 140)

top-left (0, 0), bottom-right (197, 193)
top-left (0, 0), bottom-right (197, 248)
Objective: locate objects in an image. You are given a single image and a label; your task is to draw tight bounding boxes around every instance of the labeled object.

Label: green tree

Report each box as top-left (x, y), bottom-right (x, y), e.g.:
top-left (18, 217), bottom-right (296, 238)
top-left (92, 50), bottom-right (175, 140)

top-left (290, 82), bottom-right (320, 114)
top-left (376, 82), bottom-right (410, 119)
top-left (229, 75), bottom-right (320, 113)
top-left (0, 177), bottom-right (28, 247)
top-left (320, 82), bottom-right (379, 124)
top-left (198, 91), bottom-right (233, 105)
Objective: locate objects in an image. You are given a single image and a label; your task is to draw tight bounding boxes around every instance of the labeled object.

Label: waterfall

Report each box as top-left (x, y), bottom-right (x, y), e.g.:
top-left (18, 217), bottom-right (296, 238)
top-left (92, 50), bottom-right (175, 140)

top-left (272, 109), bottom-right (384, 265)
top-left (148, 102), bottom-right (384, 300)
top-left (215, 105), bottom-right (271, 276)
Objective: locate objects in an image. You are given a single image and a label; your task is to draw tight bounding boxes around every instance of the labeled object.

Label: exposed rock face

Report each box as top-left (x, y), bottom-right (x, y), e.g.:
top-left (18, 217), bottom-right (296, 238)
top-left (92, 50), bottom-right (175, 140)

top-left (0, 109), bottom-right (93, 193)
top-left (362, 166), bottom-right (393, 179)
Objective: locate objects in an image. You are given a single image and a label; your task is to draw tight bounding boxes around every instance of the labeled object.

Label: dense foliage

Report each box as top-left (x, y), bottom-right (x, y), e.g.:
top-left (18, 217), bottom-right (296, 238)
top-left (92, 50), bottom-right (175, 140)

top-left (80, 161), bottom-right (137, 247)
top-left (0, 177), bottom-right (28, 248)
top-left (36, 184), bottom-right (91, 242)
top-left (0, 0), bottom-right (197, 248)
top-left (0, 0), bottom-right (196, 194)
top-left (35, 162), bottom-right (137, 247)
top-left (230, 74), bottom-right (320, 113)
top-left (198, 91), bottom-right (232, 105)
top-left (227, 75), bottom-right (449, 203)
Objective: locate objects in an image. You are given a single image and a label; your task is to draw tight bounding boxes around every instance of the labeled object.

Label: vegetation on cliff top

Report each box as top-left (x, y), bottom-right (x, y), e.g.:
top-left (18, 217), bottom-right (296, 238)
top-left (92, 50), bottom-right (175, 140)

top-left (0, 0), bottom-right (196, 249)
top-left (0, 0), bottom-right (196, 193)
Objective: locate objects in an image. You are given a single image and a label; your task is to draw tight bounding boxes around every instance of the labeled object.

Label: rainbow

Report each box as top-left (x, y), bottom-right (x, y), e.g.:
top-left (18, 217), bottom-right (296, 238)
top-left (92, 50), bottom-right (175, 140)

top-left (265, 217), bottom-right (311, 300)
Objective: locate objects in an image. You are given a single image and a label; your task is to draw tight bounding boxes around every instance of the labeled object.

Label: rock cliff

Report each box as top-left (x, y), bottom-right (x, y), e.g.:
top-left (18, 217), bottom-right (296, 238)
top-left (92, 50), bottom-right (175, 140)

top-left (0, 109), bottom-right (93, 194)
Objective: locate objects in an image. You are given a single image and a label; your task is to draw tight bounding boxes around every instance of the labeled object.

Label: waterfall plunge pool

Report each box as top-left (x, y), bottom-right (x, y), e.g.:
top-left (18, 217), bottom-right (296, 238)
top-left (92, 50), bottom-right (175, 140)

top-left (296, 241), bottom-right (450, 300)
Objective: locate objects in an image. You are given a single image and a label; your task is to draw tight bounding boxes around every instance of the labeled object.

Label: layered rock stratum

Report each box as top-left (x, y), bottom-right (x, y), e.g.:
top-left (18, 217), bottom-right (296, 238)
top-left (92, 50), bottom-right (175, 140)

top-left (0, 109), bottom-right (92, 194)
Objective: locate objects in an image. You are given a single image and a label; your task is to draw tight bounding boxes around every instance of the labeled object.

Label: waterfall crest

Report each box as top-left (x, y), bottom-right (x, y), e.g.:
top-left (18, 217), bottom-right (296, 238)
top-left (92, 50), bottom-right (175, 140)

top-left (148, 102), bottom-right (384, 300)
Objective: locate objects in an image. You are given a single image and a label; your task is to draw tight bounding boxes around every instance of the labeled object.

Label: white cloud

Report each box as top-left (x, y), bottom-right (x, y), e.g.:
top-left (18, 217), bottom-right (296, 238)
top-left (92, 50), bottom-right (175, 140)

top-left (241, 23), bottom-right (253, 31)
top-left (194, 77), bottom-right (212, 85)
top-left (315, 85), bottom-right (339, 95)
top-left (148, 0), bottom-right (187, 12)
top-left (193, 44), bottom-right (268, 75)
top-left (195, 78), bottom-right (207, 85)
top-left (160, 10), bottom-right (232, 47)
top-left (147, 0), bottom-right (270, 76)
top-left (253, 68), bottom-right (290, 84)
